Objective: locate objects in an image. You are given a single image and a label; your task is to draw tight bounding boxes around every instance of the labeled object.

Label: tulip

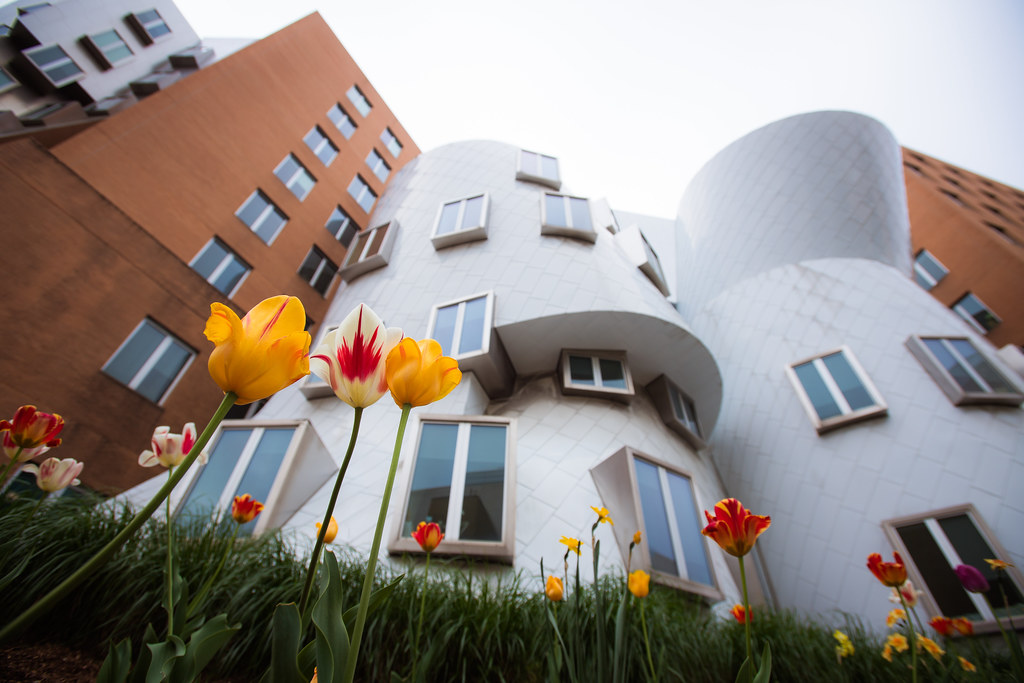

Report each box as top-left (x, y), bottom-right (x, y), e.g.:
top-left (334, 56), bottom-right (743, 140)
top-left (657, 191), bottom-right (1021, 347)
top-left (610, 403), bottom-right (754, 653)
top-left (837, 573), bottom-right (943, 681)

top-left (139, 423), bottom-right (205, 468)
top-left (591, 506), bottom-right (614, 525)
top-left (309, 304), bottom-right (403, 408)
top-left (0, 405), bottom-right (63, 450)
top-left (22, 457), bottom-right (83, 493)
top-left (834, 630), bottom-right (854, 662)
top-left (231, 494), bottom-right (263, 524)
top-left (316, 516), bottom-right (338, 544)
top-left (955, 564), bottom-right (990, 593)
top-left (930, 616), bottom-right (954, 637)
top-left (867, 552), bottom-right (907, 588)
top-left (559, 536), bottom-right (582, 556)
top-left (952, 618), bottom-right (973, 636)
top-left (917, 636), bottom-right (944, 661)
top-left (889, 580), bottom-right (922, 608)
top-left (628, 569), bottom-right (650, 598)
top-left (205, 296), bottom-right (311, 405)
top-left (411, 521), bottom-right (443, 553)
top-left (985, 558), bottom-right (1013, 571)
top-left (701, 498), bottom-right (771, 558)
top-left (731, 603), bottom-right (752, 623)
top-left (2, 431), bottom-right (50, 462)
top-left (959, 657), bottom-right (976, 672)
top-left (385, 338), bottom-right (461, 408)
top-left (632, 530), bottom-right (642, 546)
top-left (545, 575), bottom-right (564, 602)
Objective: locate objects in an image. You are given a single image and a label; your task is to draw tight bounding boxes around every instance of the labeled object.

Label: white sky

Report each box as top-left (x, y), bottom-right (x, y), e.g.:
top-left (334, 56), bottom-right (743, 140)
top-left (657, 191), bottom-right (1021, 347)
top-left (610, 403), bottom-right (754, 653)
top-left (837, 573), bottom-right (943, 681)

top-left (175, 0), bottom-right (1024, 218)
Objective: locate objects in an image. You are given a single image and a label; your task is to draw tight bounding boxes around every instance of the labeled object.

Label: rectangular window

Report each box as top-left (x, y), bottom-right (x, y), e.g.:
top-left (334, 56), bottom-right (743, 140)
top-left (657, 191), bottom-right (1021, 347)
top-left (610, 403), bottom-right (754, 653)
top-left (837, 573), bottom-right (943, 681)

top-left (127, 9), bottom-right (171, 44)
top-left (380, 127), bottom-right (402, 157)
top-left (274, 154), bottom-right (316, 201)
top-left (905, 336), bottom-right (1023, 406)
top-left (365, 149), bottom-right (390, 182)
top-left (236, 190), bottom-right (287, 244)
top-left (884, 505), bottom-right (1024, 627)
top-left (431, 194), bottom-right (488, 249)
top-left (390, 417), bottom-right (515, 561)
top-left (189, 238), bottom-right (249, 296)
top-left (327, 103), bottom-right (356, 139)
top-left (23, 44), bottom-right (83, 87)
top-left (913, 249), bottom-right (948, 290)
top-left (429, 293), bottom-right (492, 358)
top-left (325, 206), bottom-right (356, 247)
top-left (103, 319), bottom-right (194, 403)
top-left (560, 349), bottom-right (635, 401)
top-left (304, 126), bottom-right (338, 167)
top-left (297, 246), bottom-right (338, 297)
top-left (347, 175), bottom-right (377, 213)
top-left (346, 84), bottom-right (371, 117)
top-left (83, 29), bottom-right (133, 69)
top-left (339, 220), bottom-right (397, 281)
top-left (786, 347), bottom-right (887, 433)
top-left (646, 375), bottom-right (704, 449)
top-left (952, 293), bottom-right (1000, 334)
top-left (517, 149), bottom-right (560, 189)
top-left (542, 193), bottom-right (595, 243)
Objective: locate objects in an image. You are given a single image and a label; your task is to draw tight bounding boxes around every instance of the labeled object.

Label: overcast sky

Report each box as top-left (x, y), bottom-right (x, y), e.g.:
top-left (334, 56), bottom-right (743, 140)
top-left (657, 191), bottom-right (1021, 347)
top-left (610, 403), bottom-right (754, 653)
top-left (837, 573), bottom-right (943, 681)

top-left (175, 0), bottom-right (1024, 218)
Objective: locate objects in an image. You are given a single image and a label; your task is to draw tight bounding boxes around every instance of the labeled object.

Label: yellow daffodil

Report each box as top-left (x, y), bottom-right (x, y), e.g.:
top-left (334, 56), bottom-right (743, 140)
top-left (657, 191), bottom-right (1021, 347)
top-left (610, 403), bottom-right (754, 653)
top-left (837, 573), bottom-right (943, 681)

top-left (204, 295), bottom-right (311, 405)
top-left (633, 530), bottom-right (642, 545)
top-left (985, 558), bottom-right (1013, 571)
top-left (591, 506), bottom-right (614, 525)
top-left (917, 636), bottom-right (944, 661)
top-left (316, 516), bottom-right (338, 544)
top-left (886, 608), bottom-right (906, 628)
top-left (545, 575), bottom-right (563, 602)
top-left (885, 633), bottom-right (908, 655)
top-left (628, 570), bottom-right (650, 598)
top-left (959, 656), bottom-right (976, 672)
top-left (559, 536), bottom-right (582, 556)
top-left (834, 630), bottom-right (854, 662)
top-left (385, 338), bottom-right (461, 407)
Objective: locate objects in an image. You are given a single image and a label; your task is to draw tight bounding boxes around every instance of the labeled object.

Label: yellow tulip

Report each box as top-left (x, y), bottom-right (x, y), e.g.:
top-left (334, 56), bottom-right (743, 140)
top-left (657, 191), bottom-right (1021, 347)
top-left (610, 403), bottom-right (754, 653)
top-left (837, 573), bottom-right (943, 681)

top-left (204, 296), bottom-right (311, 405)
top-left (545, 575), bottom-right (563, 602)
top-left (385, 338), bottom-right (461, 407)
top-left (316, 516), bottom-right (338, 544)
top-left (629, 569), bottom-right (650, 598)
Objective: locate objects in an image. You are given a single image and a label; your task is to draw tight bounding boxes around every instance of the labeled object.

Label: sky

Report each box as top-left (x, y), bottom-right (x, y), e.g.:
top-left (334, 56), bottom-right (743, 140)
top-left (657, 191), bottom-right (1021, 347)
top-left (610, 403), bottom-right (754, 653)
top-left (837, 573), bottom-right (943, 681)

top-left (174, 0), bottom-right (1024, 218)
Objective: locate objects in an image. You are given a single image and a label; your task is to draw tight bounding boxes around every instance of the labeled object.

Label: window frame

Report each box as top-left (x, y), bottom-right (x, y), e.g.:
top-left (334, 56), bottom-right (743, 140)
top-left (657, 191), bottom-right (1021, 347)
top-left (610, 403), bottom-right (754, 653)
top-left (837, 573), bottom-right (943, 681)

top-left (339, 220), bottom-right (398, 282)
top-left (365, 148), bottom-right (391, 182)
top-left (235, 189), bottom-right (288, 245)
top-left (516, 149), bottom-right (561, 190)
top-left (274, 154), bottom-right (317, 201)
top-left (126, 8), bottom-right (172, 45)
top-left (380, 127), bottom-right (403, 158)
top-left (541, 192), bottom-right (596, 243)
top-left (427, 291), bottom-right (494, 360)
top-left (430, 193), bottom-right (490, 250)
top-left (388, 414), bottom-right (516, 563)
top-left (785, 346), bottom-right (888, 434)
top-left (952, 293), bottom-right (1001, 335)
top-left (559, 349), bottom-right (635, 402)
top-left (102, 318), bottom-right (195, 405)
top-left (304, 126), bottom-right (339, 167)
top-left (82, 29), bottom-right (134, 70)
top-left (646, 375), bottom-right (705, 449)
top-left (347, 175), bottom-right (377, 214)
top-left (189, 237), bottom-right (250, 297)
top-left (297, 245), bottom-right (338, 297)
top-left (22, 44), bottom-right (84, 87)
top-left (905, 335), bottom-right (1024, 406)
top-left (327, 103), bottom-right (356, 139)
top-left (913, 249), bottom-right (949, 291)
top-left (324, 206), bottom-right (357, 247)
top-left (346, 84), bottom-right (372, 117)
top-left (882, 504), bottom-right (1024, 633)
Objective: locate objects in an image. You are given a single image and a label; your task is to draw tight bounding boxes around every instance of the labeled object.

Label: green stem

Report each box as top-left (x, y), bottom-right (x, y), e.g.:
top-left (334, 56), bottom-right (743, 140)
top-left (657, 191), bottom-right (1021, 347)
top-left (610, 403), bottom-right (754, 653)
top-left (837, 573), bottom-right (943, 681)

top-left (0, 391), bottom-right (236, 645)
top-left (641, 599), bottom-right (656, 682)
top-left (165, 466), bottom-right (175, 636)
top-left (0, 447), bottom-right (25, 492)
top-left (19, 492), bottom-right (49, 533)
top-left (342, 404), bottom-right (411, 683)
top-left (188, 523), bottom-right (239, 618)
top-left (898, 591), bottom-right (918, 683)
top-left (411, 551), bottom-right (430, 682)
top-left (593, 535), bottom-right (604, 683)
top-left (299, 406), bottom-right (363, 617)
top-left (739, 555), bottom-right (752, 668)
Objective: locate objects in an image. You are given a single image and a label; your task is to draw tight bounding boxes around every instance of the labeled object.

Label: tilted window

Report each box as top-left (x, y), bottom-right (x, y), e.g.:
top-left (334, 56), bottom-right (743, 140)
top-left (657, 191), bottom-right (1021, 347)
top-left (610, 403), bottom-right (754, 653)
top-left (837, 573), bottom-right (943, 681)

top-left (516, 149), bottom-right (560, 189)
top-left (786, 347), bottom-right (887, 434)
top-left (346, 84), bottom-right (371, 117)
top-left (542, 193), bottom-right (595, 243)
top-left (560, 350), bottom-right (634, 402)
top-left (325, 206), bottom-right (357, 247)
top-left (190, 238), bottom-right (249, 296)
top-left (23, 44), bottom-right (83, 87)
top-left (304, 126), bottom-right (338, 167)
top-left (339, 221), bottom-right (397, 282)
top-left (236, 190), bottom-right (287, 244)
top-left (297, 246), bottom-right (338, 297)
top-left (103, 319), bottom-right (194, 404)
top-left (126, 9), bottom-right (171, 44)
top-left (913, 250), bottom-right (948, 291)
top-left (83, 29), bottom-right (133, 69)
top-left (431, 194), bottom-right (488, 249)
top-left (905, 336), bottom-right (1023, 406)
top-left (429, 293), bottom-right (492, 359)
top-left (380, 128), bottom-right (403, 157)
top-left (365, 149), bottom-right (390, 182)
top-left (327, 104), bottom-right (356, 139)
top-left (274, 154), bottom-right (316, 201)
top-left (952, 293), bottom-right (1000, 335)
top-left (347, 175), bottom-right (377, 213)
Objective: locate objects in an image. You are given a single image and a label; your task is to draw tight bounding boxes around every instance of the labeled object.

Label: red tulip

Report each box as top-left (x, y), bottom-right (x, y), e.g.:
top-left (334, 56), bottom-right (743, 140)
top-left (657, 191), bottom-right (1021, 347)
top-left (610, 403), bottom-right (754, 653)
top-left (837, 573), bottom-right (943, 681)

top-left (0, 405), bottom-right (63, 450)
top-left (411, 521), bottom-right (443, 553)
top-left (701, 498), bottom-right (771, 557)
top-left (867, 552), bottom-right (907, 587)
top-left (231, 494), bottom-right (264, 524)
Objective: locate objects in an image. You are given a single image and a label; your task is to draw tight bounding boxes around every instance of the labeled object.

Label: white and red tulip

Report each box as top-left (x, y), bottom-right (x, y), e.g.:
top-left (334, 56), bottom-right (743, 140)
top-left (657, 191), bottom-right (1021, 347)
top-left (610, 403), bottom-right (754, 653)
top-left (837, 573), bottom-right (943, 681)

top-left (139, 423), bottom-right (205, 468)
top-left (22, 457), bottom-right (83, 493)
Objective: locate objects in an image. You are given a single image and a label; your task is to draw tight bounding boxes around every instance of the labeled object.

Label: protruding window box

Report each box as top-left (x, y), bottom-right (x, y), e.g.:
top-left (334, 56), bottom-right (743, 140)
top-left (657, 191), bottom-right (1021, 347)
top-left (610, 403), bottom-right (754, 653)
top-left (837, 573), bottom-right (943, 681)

top-left (516, 149), bottom-right (561, 190)
top-left (786, 346), bottom-right (887, 434)
top-left (431, 194), bottom-right (489, 250)
top-left (129, 71), bottom-right (181, 97)
top-left (169, 45), bottom-right (215, 69)
top-left (541, 193), bottom-right (595, 243)
top-left (906, 336), bottom-right (1024, 407)
top-left (646, 375), bottom-right (705, 450)
top-left (559, 349), bottom-right (635, 403)
top-left (429, 291), bottom-right (514, 398)
top-left (338, 220), bottom-right (397, 282)
top-left (300, 326), bottom-right (338, 399)
top-left (613, 225), bottom-right (671, 296)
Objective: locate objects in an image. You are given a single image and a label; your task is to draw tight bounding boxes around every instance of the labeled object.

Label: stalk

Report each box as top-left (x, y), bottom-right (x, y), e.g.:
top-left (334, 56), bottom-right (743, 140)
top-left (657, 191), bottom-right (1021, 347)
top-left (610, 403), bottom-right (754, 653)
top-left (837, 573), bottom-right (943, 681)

top-left (0, 447), bottom-right (24, 489)
top-left (641, 599), bottom-right (656, 682)
top-left (410, 551), bottom-right (430, 682)
top-left (165, 466), bottom-right (175, 636)
top-left (739, 555), bottom-right (752, 667)
top-left (898, 590), bottom-right (918, 683)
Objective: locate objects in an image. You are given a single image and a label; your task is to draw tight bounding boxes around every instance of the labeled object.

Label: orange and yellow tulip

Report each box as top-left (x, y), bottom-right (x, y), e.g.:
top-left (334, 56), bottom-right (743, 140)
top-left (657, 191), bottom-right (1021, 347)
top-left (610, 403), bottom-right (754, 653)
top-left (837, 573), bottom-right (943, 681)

top-left (231, 494), bottom-right (264, 524)
top-left (545, 575), bottom-right (563, 602)
top-left (867, 552), bottom-right (907, 588)
top-left (0, 405), bottom-right (63, 450)
top-left (731, 603), bottom-right (752, 623)
top-left (701, 498), bottom-right (771, 557)
top-left (316, 516), bottom-right (338, 544)
top-left (385, 338), bottom-right (461, 408)
top-left (411, 521), bottom-right (444, 553)
top-left (628, 570), bottom-right (650, 598)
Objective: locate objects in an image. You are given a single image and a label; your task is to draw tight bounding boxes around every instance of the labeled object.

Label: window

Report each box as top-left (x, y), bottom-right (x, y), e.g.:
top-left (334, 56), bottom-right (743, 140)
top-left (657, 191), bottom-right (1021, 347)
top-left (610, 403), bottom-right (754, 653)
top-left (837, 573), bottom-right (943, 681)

top-left (325, 206), bottom-right (356, 247)
top-left (127, 9), bottom-right (171, 44)
top-left (300, 325), bottom-right (337, 399)
top-left (952, 293), bottom-right (1000, 334)
top-left (786, 347), bottom-right (887, 433)
top-left (985, 223), bottom-right (1020, 247)
top-left (365, 149), bottom-right (390, 182)
top-left (304, 126), bottom-right (338, 167)
top-left (23, 45), bottom-right (83, 87)
top-left (389, 417), bottom-right (515, 561)
top-left (274, 154), bottom-right (316, 201)
top-left (339, 221), bottom-right (398, 281)
top-left (429, 293), bottom-right (492, 358)
top-left (236, 190), bottom-right (288, 244)
top-left (347, 175), bottom-right (377, 213)
top-left (542, 193), bottom-right (595, 243)
top-left (83, 29), bottom-right (132, 69)
top-left (940, 189), bottom-right (965, 207)
top-left (190, 238), bottom-right (250, 296)
top-left (346, 84), bottom-right (371, 117)
top-left (905, 336), bottom-right (1023, 406)
top-left (560, 350), bottom-right (635, 402)
top-left (178, 424), bottom-right (300, 535)
top-left (327, 104), bottom-right (356, 139)
top-left (431, 194), bottom-right (488, 249)
top-left (646, 375), bottom-right (704, 449)
top-left (103, 319), bottom-right (194, 403)
top-left (590, 447), bottom-right (719, 599)
top-left (298, 246), bottom-right (338, 297)
top-left (0, 66), bottom-right (16, 93)
top-left (516, 149), bottom-right (560, 189)
top-left (883, 505), bottom-right (1024, 628)
top-left (380, 128), bottom-right (402, 157)
top-left (904, 162), bottom-right (924, 177)
top-left (913, 249), bottom-right (948, 290)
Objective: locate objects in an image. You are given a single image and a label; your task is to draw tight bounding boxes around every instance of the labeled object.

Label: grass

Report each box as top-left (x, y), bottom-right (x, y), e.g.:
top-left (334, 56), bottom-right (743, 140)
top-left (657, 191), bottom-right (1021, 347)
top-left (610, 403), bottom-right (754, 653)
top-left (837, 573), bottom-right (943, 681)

top-left (0, 495), bottom-right (1016, 681)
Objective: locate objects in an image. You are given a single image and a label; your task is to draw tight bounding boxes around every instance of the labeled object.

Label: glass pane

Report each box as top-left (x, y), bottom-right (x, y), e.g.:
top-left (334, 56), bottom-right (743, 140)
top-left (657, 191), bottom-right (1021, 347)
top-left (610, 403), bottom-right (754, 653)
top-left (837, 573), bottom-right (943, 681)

top-left (521, 151), bottom-right (537, 173)
top-left (670, 386), bottom-right (687, 422)
top-left (822, 352), bottom-right (874, 411)
top-left (180, 429), bottom-right (252, 519)
top-left (432, 304), bottom-right (458, 356)
top-left (949, 339), bottom-right (1014, 393)
top-left (913, 267), bottom-right (934, 290)
top-left (326, 207), bottom-right (351, 241)
top-left (937, 515), bottom-right (1023, 617)
top-left (568, 355), bottom-right (594, 385)
top-left (313, 263), bottom-right (336, 295)
top-left (666, 471), bottom-right (713, 585)
top-left (105, 321), bottom-right (164, 385)
top-left (255, 207), bottom-right (286, 243)
top-left (359, 188), bottom-right (376, 213)
top-left (462, 195), bottom-right (484, 229)
top-left (303, 127), bottom-right (322, 149)
top-left (569, 197), bottom-right (591, 230)
top-left (922, 339), bottom-right (984, 393)
top-left (231, 428), bottom-right (294, 535)
top-left (275, 156), bottom-right (299, 184)
top-left (290, 170), bottom-right (315, 200)
top-left (192, 240), bottom-right (227, 278)
top-left (916, 251), bottom-right (947, 282)
top-left (213, 257), bottom-right (247, 295)
top-left (236, 192), bottom-right (267, 227)
top-left (635, 459), bottom-right (677, 575)
top-left (545, 194), bottom-right (566, 227)
top-left (956, 294), bottom-right (999, 332)
top-left (897, 522), bottom-right (980, 619)
top-left (47, 61), bottom-right (81, 83)
top-left (598, 358), bottom-right (626, 389)
top-left (460, 425), bottom-right (506, 542)
top-left (297, 251), bottom-right (321, 282)
top-left (541, 155), bottom-right (559, 180)
top-left (458, 296), bottom-right (487, 355)
top-left (793, 361), bottom-right (842, 420)
top-left (135, 338), bottom-right (191, 402)
top-left (403, 423), bottom-right (458, 536)
top-left (147, 22), bottom-right (170, 39)
top-left (29, 45), bottom-right (67, 66)
top-left (437, 201), bottom-right (461, 236)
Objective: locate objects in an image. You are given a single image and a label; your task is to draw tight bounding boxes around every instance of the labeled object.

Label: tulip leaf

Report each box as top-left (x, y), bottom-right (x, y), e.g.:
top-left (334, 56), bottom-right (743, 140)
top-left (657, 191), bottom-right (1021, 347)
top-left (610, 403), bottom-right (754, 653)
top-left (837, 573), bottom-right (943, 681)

top-left (145, 634), bottom-right (185, 683)
top-left (96, 637), bottom-right (132, 683)
top-left (266, 602), bottom-right (306, 683)
top-left (753, 643), bottom-right (772, 683)
top-left (734, 656), bottom-right (753, 683)
top-left (128, 623), bottom-right (159, 683)
top-left (168, 613), bottom-right (240, 683)
top-left (0, 551), bottom-right (32, 593)
top-left (341, 574), bottom-right (405, 634)
top-left (611, 591), bottom-right (628, 683)
top-left (312, 551), bottom-right (350, 683)
top-left (297, 640), bottom-right (317, 680)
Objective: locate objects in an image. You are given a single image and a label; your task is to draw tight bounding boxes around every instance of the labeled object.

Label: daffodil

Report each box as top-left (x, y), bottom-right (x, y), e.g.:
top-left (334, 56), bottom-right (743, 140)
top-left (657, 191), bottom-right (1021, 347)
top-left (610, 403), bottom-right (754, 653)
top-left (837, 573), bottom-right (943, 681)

top-left (591, 506), bottom-right (614, 525)
top-left (886, 608), bottom-right (906, 628)
top-left (385, 338), bottom-right (461, 407)
top-left (834, 630), bottom-right (854, 662)
top-left (985, 558), bottom-right (1013, 571)
top-left (959, 656), bottom-right (976, 672)
top-left (559, 536), bottom-right (582, 556)
top-left (917, 636), bottom-right (944, 661)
